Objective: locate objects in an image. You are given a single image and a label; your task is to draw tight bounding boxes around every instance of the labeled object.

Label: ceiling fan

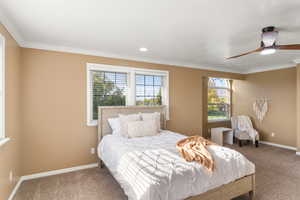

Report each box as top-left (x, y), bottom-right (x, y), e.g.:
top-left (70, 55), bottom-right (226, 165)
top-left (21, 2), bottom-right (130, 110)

top-left (227, 26), bottom-right (300, 59)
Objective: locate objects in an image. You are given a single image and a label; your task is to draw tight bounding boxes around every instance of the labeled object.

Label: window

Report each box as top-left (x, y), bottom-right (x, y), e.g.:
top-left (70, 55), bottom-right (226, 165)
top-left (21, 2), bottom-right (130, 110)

top-left (87, 63), bottom-right (169, 126)
top-left (136, 74), bottom-right (163, 106)
top-left (0, 35), bottom-right (5, 141)
top-left (91, 71), bottom-right (127, 120)
top-left (208, 77), bottom-right (231, 122)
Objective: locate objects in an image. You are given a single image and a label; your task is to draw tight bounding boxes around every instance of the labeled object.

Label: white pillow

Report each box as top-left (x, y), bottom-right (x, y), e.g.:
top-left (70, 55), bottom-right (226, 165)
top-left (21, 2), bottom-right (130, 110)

top-left (119, 114), bottom-right (141, 137)
top-left (127, 120), bottom-right (158, 138)
top-left (108, 118), bottom-right (121, 136)
top-left (141, 112), bottom-right (161, 132)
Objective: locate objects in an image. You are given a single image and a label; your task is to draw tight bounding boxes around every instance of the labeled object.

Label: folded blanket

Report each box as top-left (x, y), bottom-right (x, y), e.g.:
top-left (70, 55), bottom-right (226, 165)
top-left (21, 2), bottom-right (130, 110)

top-left (176, 136), bottom-right (215, 171)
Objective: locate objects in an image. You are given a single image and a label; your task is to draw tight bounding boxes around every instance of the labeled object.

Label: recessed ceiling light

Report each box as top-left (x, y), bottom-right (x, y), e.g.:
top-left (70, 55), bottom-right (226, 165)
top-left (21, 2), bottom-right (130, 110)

top-left (139, 47), bottom-right (148, 52)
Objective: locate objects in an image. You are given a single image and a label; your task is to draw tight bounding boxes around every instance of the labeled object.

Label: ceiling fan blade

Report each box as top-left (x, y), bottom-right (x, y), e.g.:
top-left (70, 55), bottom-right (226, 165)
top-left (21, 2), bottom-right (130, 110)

top-left (275, 44), bottom-right (300, 50)
top-left (226, 48), bottom-right (263, 59)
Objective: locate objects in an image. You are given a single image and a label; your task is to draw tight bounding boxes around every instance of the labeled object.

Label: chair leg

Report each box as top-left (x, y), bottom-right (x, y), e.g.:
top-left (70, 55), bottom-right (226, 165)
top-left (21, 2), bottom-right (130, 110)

top-left (99, 160), bottom-right (104, 169)
top-left (255, 140), bottom-right (259, 148)
top-left (239, 139), bottom-right (242, 147)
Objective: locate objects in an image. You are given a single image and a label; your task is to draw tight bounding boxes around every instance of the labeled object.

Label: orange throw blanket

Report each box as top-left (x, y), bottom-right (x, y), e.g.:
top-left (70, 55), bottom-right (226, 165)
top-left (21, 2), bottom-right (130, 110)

top-left (176, 136), bottom-right (215, 171)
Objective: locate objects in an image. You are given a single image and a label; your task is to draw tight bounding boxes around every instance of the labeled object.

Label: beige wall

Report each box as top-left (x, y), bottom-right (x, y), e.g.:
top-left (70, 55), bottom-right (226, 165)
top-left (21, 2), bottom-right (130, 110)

top-left (0, 24), bottom-right (21, 200)
top-left (20, 48), bottom-right (244, 175)
top-left (297, 64), bottom-right (300, 152)
top-left (233, 67), bottom-right (297, 147)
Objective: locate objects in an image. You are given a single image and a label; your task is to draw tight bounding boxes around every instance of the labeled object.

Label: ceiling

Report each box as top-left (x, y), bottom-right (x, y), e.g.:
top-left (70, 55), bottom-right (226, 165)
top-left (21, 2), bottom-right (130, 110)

top-left (1, 0), bottom-right (300, 73)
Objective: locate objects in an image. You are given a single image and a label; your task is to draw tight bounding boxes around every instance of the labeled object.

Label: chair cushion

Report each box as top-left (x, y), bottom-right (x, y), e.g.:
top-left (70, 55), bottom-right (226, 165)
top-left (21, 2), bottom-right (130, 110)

top-left (235, 130), bottom-right (251, 140)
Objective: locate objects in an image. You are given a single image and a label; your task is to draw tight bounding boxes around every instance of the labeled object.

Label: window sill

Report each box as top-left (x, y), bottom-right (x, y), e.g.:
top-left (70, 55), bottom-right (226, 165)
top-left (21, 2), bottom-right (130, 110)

top-left (0, 137), bottom-right (10, 147)
top-left (208, 119), bottom-right (230, 123)
top-left (87, 121), bottom-right (97, 126)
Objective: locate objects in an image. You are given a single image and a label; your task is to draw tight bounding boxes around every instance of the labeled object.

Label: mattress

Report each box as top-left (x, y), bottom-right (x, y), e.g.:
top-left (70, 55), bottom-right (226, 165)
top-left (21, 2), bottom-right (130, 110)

top-left (98, 130), bottom-right (255, 200)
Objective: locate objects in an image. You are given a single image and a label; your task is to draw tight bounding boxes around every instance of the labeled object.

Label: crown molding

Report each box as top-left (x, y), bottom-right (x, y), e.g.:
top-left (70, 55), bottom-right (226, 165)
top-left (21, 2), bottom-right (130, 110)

top-left (0, 10), bottom-right (297, 75)
top-left (243, 63), bottom-right (297, 74)
top-left (0, 8), bottom-right (25, 46)
top-left (21, 41), bottom-right (300, 75)
top-left (22, 41), bottom-right (242, 73)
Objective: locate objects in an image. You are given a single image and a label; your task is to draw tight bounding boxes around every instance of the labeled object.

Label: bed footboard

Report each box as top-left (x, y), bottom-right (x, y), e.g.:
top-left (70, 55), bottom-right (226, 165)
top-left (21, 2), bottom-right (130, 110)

top-left (186, 174), bottom-right (255, 200)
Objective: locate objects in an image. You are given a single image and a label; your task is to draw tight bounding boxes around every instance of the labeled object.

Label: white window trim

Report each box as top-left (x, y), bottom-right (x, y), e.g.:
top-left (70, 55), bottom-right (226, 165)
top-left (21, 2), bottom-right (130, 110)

top-left (208, 119), bottom-right (231, 123)
top-left (86, 63), bottom-right (169, 126)
top-left (0, 137), bottom-right (10, 147)
top-left (0, 33), bottom-right (8, 147)
top-left (207, 78), bottom-right (231, 123)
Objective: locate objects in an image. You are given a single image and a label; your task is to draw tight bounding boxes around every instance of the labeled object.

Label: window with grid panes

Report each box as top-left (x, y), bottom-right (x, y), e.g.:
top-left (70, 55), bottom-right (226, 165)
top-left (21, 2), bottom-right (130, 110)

top-left (135, 74), bottom-right (163, 106)
top-left (91, 71), bottom-right (127, 120)
top-left (208, 77), bottom-right (231, 121)
top-left (87, 64), bottom-right (169, 125)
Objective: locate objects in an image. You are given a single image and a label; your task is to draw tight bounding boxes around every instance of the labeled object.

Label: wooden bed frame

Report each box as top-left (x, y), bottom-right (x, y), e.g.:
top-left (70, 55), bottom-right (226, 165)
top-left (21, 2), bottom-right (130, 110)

top-left (97, 106), bottom-right (255, 200)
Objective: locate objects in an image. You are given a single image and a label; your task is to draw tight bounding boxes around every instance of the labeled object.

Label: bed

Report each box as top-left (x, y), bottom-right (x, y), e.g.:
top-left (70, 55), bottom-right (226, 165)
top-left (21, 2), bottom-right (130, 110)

top-left (97, 106), bottom-right (255, 200)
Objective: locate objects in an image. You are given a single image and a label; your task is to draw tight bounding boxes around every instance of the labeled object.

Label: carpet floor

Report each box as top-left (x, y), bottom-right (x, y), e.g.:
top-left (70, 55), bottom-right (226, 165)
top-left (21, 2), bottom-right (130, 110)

top-left (14, 144), bottom-right (300, 200)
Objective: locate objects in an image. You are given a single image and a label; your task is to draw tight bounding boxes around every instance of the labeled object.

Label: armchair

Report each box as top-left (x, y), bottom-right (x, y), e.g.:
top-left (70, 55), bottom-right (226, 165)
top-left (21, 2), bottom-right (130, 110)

top-left (231, 115), bottom-right (259, 147)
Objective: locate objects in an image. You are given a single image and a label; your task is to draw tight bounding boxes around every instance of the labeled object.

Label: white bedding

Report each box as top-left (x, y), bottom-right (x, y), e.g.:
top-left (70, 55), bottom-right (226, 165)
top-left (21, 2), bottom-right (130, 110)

top-left (98, 130), bottom-right (255, 200)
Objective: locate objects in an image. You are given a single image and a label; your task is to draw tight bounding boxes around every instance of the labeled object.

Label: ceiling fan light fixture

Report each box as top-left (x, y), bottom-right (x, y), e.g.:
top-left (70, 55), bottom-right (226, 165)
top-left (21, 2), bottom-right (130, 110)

top-left (262, 31), bottom-right (278, 47)
top-left (260, 48), bottom-right (276, 55)
top-left (139, 47), bottom-right (148, 52)
top-left (227, 26), bottom-right (300, 59)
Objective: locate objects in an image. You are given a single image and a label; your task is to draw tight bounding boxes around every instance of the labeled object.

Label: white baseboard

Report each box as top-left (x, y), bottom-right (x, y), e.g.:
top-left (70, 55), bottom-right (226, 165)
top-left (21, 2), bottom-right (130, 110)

top-left (259, 141), bottom-right (297, 151)
top-left (22, 163), bottom-right (98, 181)
top-left (8, 163), bottom-right (98, 200)
top-left (296, 152), bottom-right (300, 156)
top-left (8, 178), bottom-right (22, 200)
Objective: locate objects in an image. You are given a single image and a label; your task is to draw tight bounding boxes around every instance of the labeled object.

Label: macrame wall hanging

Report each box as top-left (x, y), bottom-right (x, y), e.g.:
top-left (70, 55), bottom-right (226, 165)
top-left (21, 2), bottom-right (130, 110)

top-left (253, 98), bottom-right (269, 122)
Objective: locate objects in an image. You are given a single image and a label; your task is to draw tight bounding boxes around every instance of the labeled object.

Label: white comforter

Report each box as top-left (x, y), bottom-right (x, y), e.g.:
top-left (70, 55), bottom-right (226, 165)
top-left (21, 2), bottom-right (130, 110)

top-left (98, 131), bottom-right (255, 200)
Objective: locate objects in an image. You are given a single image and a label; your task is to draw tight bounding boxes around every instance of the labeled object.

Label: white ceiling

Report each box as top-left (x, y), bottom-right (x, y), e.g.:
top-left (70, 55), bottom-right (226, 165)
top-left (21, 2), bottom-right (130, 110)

top-left (1, 0), bottom-right (300, 73)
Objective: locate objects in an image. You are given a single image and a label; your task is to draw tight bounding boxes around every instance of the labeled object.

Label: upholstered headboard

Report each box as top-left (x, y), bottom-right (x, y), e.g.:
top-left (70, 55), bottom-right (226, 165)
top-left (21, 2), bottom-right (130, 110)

top-left (97, 106), bottom-right (167, 143)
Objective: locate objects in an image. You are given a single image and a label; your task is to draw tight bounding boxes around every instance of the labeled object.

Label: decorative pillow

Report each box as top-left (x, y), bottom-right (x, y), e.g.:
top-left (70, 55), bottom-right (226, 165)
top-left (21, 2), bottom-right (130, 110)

top-left (108, 118), bottom-right (121, 136)
top-left (141, 112), bottom-right (161, 131)
top-left (118, 114), bottom-right (141, 137)
top-left (127, 120), bottom-right (158, 138)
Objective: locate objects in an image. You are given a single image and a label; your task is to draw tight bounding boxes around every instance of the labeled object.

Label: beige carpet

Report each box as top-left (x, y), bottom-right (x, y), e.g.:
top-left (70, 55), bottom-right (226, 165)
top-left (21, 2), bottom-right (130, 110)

top-left (14, 144), bottom-right (300, 200)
